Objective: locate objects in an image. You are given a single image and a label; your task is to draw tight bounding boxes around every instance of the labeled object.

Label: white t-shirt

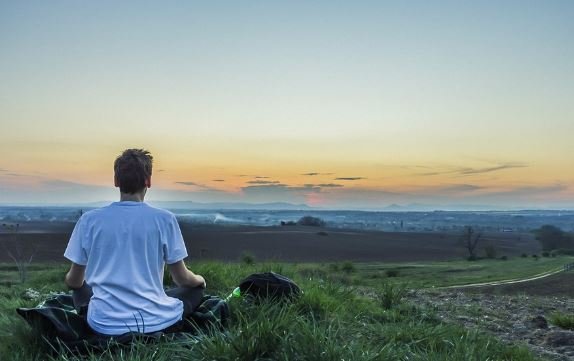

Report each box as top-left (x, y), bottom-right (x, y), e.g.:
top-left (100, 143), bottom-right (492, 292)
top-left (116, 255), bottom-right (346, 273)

top-left (64, 201), bottom-right (188, 335)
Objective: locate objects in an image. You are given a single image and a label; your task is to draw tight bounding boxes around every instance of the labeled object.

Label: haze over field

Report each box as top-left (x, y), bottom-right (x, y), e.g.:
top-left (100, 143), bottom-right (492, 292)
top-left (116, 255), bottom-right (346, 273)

top-left (1, 1), bottom-right (573, 209)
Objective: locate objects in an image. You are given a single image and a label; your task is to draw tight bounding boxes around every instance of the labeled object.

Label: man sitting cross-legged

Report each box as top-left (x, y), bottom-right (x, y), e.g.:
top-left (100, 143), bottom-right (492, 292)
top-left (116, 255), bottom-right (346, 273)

top-left (63, 148), bottom-right (206, 335)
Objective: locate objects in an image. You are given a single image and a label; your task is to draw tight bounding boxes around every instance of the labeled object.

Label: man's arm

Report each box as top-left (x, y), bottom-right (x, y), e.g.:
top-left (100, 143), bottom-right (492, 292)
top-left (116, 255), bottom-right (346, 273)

top-left (65, 263), bottom-right (86, 289)
top-left (168, 260), bottom-right (206, 288)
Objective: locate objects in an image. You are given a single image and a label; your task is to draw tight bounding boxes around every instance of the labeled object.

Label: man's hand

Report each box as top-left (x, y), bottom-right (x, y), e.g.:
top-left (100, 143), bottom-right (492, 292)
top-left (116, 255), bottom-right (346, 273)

top-left (168, 260), bottom-right (206, 289)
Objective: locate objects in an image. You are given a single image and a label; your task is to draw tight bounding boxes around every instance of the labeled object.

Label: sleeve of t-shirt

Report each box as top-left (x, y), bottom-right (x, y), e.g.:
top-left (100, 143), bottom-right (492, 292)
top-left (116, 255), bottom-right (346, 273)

top-left (163, 214), bottom-right (188, 264)
top-left (64, 215), bottom-right (88, 266)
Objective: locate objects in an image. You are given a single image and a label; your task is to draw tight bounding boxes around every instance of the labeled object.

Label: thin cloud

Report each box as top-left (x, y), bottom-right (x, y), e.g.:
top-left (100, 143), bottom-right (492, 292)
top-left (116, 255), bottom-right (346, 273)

top-left (414, 163), bottom-right (528, 177)
top-left (415, 171), bottom-right (446, 176)
top-left (334, 177), bottom-right (366, 181)
top-left (175, 181), bottom-right (222, 192)
top-left (301, 172), bottom-right (334, 176)
top-left (176, 181), bottom-right (202, 186)
top-left (237, 175), bottom-right (269, 178)
top-left (212, 179), bottom-right (225, 182)
top-left (440, 184), bottom-right (483, 192)
top-left (40, 179), bottom-right (111, 192)
top-left (246, 180), bottom-right (281, 185)
top-left (43, 180), bottom-right (94, 187)
top-left (486, 184), bottom-right (568, 197)
top-left (380, 164), bottom-right (434, 171)
top-left (459, 163), bottom-right (527, 175)
top-left (0, 178), bottom-right (117, 204)
top-left (239, 183), bottom-right (321, 203)
top-left (0, 170), bottom-right (26, 177)
top-left (242, 183), bottom-right (345, 201)
top-left (304, 183), bottom-right (344, 188)
top-left (242, 184), bottom-right (290, 190)
top-left (242, 183), bottom-right (324, 191)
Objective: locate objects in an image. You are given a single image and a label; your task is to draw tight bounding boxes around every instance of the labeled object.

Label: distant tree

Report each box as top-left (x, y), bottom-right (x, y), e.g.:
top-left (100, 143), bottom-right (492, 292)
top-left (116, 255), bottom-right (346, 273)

top-left (1, 223), bottom-right (36, 283)
top-left (461, 225), bottom-right (482, 260)
top-left (484, 244), bottom-right (497, 259)
top-left (240, 252), bottom-right (255, 265)
top-left (297, 216), bottom-right (326, 227)
top-left (533, 225), bottom-right (573, 251)
top-left (341, 261), bottom-right (355, 273)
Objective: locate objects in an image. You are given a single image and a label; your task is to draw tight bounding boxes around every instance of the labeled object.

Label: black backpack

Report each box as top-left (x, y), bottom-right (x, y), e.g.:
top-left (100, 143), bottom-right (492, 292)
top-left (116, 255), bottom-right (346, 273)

top-left (239, 272), bottom-right (301, 300)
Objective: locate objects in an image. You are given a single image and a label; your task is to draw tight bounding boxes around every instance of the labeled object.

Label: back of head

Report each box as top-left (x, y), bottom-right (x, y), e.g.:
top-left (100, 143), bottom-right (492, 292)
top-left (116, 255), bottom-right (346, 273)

top-left (114, 149), bottom-right (153, 194)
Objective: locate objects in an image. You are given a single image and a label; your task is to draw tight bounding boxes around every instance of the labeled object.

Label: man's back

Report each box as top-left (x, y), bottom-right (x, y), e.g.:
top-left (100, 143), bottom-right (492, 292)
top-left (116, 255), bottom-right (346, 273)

top-left (64, 201), bottom-right (188, 335)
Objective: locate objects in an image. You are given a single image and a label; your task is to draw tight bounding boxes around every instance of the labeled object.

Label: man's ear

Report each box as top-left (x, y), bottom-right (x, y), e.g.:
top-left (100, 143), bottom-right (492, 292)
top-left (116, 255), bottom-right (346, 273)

top-left (145, 177), bottom-right (151, 188)
top-left (114, 175), bottom-right (119, 188)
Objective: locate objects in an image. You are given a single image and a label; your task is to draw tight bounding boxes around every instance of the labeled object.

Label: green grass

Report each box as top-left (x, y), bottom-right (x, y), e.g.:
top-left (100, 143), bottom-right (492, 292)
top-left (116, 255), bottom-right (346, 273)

top-left (549, 312), bottom-right (574, 330)
top-left (350, 256), bottom-right (572, 288)
top-left (379, 282), bottom-right (409, 310)
top-left (0, 258), bottom-right (558, 360)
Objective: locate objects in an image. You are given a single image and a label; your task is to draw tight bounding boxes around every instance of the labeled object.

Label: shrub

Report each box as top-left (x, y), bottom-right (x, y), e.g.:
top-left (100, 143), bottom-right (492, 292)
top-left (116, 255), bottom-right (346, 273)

top-left (1, 223), bottom-right (35, 283)
top-left (379, 282), bottom-right (408, 309)
top-left (241, 252), bottom-right (255, 265)
top-left (550, 313), bottom-right (574, 330)
top-left (297, 216), bottom-right (326, 227)
top-left (521, 253), bottom-right (528, 258)
top-left (533, 225), bottom-right (574, 251)
top-left (341, 261), bottom-right (355, 273)
top-left (484, 245), bottom-right (497, 259)
top-left (280, 221), bottom-right (296, 226)
top-left (500, 255), bottom-right (508, 260)
top-left (542, 251), bottom-right (550, 257)
top-left (297, 265), bottom-right (326, 279)
top-left (385, 269), bottom-right (400, 278)
top-left (330, 274), bottom-right (353, 286)
top-left (532, 254), bottom-right (539, 260)
top-left (552, 248), bottom-right (574, 256)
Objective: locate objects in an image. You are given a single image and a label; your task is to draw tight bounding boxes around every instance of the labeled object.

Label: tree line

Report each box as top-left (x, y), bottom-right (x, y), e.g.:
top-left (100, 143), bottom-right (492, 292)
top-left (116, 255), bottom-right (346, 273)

top-left (533, 225), bottom-right (574, 252)
top-left (461, 224), bottom-right (573, 261)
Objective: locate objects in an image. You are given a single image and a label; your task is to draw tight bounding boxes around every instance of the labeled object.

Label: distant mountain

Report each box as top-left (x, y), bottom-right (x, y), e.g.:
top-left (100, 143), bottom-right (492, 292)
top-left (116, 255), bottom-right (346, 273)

top-left (382, 204), bottom-right (407, 211)
top-left (146, 201), bottom-right (313, 210)
top-left (379, 203), bottom-right (513, 212)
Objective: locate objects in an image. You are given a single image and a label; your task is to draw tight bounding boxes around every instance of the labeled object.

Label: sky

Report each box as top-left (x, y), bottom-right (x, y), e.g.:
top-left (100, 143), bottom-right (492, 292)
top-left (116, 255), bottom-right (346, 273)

top-left (1, 1), bottom-right (573, 209)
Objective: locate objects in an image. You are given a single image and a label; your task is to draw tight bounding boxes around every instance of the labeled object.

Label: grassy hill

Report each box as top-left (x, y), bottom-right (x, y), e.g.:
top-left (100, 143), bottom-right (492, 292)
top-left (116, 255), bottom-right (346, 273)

top-left (1, 258), bottom-right (565, 360)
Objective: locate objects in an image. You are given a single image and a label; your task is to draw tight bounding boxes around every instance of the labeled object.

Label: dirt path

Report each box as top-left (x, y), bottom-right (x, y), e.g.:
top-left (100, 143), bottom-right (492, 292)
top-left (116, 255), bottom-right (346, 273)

top-left (439, 266), bottom-right (565, 290)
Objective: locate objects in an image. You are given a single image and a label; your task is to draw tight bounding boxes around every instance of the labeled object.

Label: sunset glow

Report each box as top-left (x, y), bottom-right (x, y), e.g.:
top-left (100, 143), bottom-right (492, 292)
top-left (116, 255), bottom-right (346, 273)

top-left (1, 1), bottom-right (573, 209)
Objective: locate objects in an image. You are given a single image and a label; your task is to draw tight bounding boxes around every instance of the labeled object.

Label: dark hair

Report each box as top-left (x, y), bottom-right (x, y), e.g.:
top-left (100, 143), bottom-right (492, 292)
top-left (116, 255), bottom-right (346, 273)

top-left (114, 149), bottom-right (153, 194)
